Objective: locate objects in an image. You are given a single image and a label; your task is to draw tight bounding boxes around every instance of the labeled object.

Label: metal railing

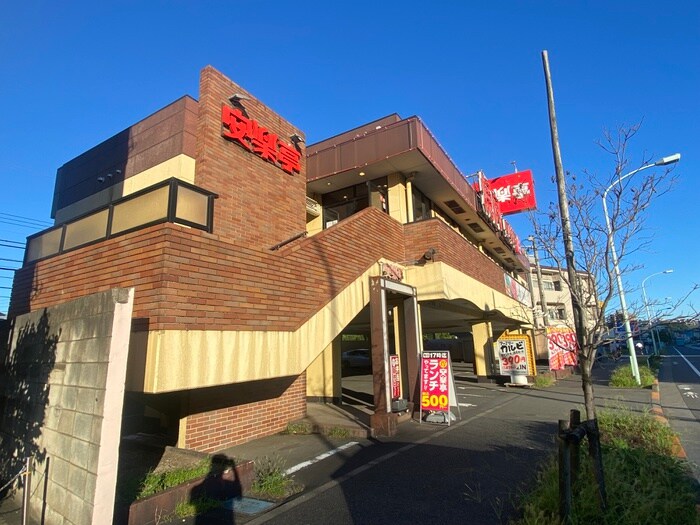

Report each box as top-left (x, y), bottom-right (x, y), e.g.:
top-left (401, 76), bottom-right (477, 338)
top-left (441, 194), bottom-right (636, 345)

top-left (1, 457), bottom-right (32, 525)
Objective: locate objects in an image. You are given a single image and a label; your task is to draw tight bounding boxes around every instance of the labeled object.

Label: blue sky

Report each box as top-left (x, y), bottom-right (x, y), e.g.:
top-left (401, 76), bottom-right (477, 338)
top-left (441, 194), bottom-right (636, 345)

top-left (1, 1), bottom-right (698, 317)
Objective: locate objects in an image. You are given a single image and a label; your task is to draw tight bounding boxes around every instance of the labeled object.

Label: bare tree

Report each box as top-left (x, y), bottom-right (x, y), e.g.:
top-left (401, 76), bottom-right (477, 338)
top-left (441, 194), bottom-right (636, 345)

top-left (531, 123), bottom-right (678, 419)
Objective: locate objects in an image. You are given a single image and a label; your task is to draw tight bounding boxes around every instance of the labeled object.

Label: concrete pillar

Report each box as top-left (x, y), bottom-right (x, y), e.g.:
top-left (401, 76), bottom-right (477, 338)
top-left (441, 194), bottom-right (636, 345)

top-left (369, 277), bottom-right (397, 435)
top-left (406, 174), bottom-right (415, 223)
top-left (472, 321), bottom-right (493, 381)
top-left (403, 296), bottom-right (421, 410)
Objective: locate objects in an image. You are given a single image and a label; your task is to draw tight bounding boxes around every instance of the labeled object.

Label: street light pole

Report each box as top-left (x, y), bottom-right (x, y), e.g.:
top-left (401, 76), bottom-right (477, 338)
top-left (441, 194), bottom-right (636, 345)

top-left (642, 270), bottom-right (673, 356)
top-left (528, 236), bottom-right (549, 327)
top-left (602, 154), bottom-right (680, 384)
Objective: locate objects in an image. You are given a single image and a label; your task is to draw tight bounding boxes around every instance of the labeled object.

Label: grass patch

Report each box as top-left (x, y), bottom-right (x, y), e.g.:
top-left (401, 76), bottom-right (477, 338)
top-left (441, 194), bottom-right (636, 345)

top-left (326, 426), bottom-right (351, 438)
top-left (282, 421), bottom-right (313, 435)
top-left (514, 408), bottom-right (698, 525)
top-left (609, 364), bottom-right (656, 388)
top-left (135, 459), bottom-right (212, 500)
top-left (533, 374), bottom-right (556, 388)
top-left (250, 455), bottom-right (303, 501)
top-left (118, 456), bottom-right (238, 503)
top-left (174, 496), bottom-right (222, 518)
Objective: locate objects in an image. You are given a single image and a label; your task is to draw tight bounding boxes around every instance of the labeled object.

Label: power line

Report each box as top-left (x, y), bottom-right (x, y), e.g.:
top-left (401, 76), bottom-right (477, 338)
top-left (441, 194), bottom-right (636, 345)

top-left (0, 212), bottom-right (52, 227)
top-left (0, 238), bottom-right (25, 245)
top-left (0, 219), bottom-right (48, 230)
top-left (0, 243), bottom-right (24, 249)
top-left (0, 258), bottom-right (22, 263)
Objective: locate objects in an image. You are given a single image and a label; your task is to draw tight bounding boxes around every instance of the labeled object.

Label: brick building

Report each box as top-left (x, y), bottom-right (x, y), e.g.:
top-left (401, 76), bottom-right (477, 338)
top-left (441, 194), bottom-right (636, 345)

top-left (10, 66), bottom-right (534, 452)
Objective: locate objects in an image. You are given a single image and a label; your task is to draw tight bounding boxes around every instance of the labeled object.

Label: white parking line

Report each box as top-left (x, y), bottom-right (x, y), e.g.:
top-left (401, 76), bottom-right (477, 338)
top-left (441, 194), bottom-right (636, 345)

top-left (285, 441), bottom-right (359, 475)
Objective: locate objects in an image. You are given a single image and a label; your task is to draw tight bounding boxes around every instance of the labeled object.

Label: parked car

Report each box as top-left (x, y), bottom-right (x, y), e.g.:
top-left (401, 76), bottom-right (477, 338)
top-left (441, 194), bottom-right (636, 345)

top-left (341, 349), bottom-right (371, 369)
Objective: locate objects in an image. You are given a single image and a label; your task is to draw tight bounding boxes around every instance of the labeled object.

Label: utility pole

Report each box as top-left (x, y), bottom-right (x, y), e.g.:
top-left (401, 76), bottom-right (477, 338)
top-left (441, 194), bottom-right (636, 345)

top-left (542, 50), bottom-right (599, 424)
top-left (541, 50), bottom-right (586, 350)
top-left (525, 263), bottom-right (539, 329)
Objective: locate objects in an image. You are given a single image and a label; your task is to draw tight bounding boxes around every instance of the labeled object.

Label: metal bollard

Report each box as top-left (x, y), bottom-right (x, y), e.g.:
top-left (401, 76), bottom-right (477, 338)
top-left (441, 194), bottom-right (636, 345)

top-left (569, 409), bottom-right (581, 486)
top-left (558, 419), bottom-right (572, 522)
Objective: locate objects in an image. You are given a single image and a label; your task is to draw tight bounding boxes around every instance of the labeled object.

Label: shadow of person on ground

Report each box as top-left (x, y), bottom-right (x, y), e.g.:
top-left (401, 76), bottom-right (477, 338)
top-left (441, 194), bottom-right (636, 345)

top-left (191, 454), bottom-right (241, 524)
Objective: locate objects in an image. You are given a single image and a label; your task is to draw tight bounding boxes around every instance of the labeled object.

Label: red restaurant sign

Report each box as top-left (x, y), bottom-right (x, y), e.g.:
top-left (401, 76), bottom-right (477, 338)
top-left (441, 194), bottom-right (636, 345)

top-left (489, 170), bottom-right (537, 215)
top-left (474, 172), bottom-right (504, 229)
top-left (472, 171), bottom-right (522, 255)
top-left (221, 105), bottom-right (302, 175)
top-left (420, 351), bottom-right (450, 412)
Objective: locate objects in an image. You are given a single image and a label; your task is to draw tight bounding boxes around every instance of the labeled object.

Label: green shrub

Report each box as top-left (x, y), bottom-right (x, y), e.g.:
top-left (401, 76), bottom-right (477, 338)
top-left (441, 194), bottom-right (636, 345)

top-left (250, 455), bottom-right (303, 500)
top-left (514, 409), bottom-right (698, 525)
top-left (135, 459), bottom-right (212, 500)
top-left (609, 364), bottom-right (655, 388)
top-left (533, 374), bottom-right (556, 388)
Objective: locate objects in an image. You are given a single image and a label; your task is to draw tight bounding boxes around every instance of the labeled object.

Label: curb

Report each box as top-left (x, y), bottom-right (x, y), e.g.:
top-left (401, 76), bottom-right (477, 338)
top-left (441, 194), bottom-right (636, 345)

top-left (651, 379), bottom-right (688, 459)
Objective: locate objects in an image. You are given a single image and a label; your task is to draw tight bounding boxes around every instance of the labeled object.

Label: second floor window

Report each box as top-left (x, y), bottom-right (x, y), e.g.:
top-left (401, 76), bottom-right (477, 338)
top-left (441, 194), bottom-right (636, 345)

top-left (323, 177), bottom-right (388, 229)
top-left (548, 306), bottom-right (567, 321)
top-left (542, 280), bottom-right (562, 291)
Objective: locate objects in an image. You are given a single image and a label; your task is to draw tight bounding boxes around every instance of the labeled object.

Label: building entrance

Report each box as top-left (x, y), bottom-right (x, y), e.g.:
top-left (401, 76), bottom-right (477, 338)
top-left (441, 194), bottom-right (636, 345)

top-left (368, 277), bottom-right (420, 436)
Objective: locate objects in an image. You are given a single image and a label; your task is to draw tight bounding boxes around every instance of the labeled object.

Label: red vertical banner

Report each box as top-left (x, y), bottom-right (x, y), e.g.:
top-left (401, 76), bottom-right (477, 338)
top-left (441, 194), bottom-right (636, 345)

top-left (420, 351), bottom-right (450, 412)
top-left (546, 328), bottom-right (579, 371)
top-left (390, 355), bottom-right (401, 400)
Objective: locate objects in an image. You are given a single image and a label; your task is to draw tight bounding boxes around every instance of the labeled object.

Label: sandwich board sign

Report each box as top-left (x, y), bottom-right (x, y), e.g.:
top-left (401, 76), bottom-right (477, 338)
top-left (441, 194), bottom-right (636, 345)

top-left (419, 351), bottom-right (461, 424)
top-left (495, 334), bottom-right (535, 385)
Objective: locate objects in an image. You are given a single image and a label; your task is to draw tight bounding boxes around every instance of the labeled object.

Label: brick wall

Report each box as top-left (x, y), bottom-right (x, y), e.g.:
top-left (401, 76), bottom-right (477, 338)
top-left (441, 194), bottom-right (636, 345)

top-left (10, 226), bottom-right (169, 319)
top-left (11, 207), bottom-right (405, 332)
top-left (10, 211), bottom-right (510, 331)
top-left (404, 218), bottom-right (507, 295)
top-left (184, 373), bottom-right (306, 452)
top-left (195, 66), bottom-right (307, 250)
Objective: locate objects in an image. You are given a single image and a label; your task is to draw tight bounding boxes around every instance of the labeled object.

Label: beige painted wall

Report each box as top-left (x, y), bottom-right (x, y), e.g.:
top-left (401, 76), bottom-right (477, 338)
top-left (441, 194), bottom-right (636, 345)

top-left (127, 260), bottom-right (532, 394)
top-left (54, 155), bottom-right (196, 224)
top-left (387, 172), bottom-right (408, 224)
top-left (128, 262), bottom-right (385, 393)
top-left (407, 262), bottom-right (532, 324)
top-left (306, 340), bottom-right (341, 399)
top-left (471, 321), bottom-right (492, 377)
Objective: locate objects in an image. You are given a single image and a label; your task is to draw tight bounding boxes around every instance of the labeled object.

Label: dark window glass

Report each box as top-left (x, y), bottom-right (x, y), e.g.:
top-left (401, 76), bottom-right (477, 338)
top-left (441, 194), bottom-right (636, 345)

top-left (412, 187), bottom-right (431, 221)
top-left (323, 179), bottom-right (384, 229)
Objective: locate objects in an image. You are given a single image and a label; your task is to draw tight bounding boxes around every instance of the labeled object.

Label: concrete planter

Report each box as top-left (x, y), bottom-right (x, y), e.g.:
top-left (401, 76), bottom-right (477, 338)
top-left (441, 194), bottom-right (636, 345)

top-left (116, 459), bottom-right (255, 525)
